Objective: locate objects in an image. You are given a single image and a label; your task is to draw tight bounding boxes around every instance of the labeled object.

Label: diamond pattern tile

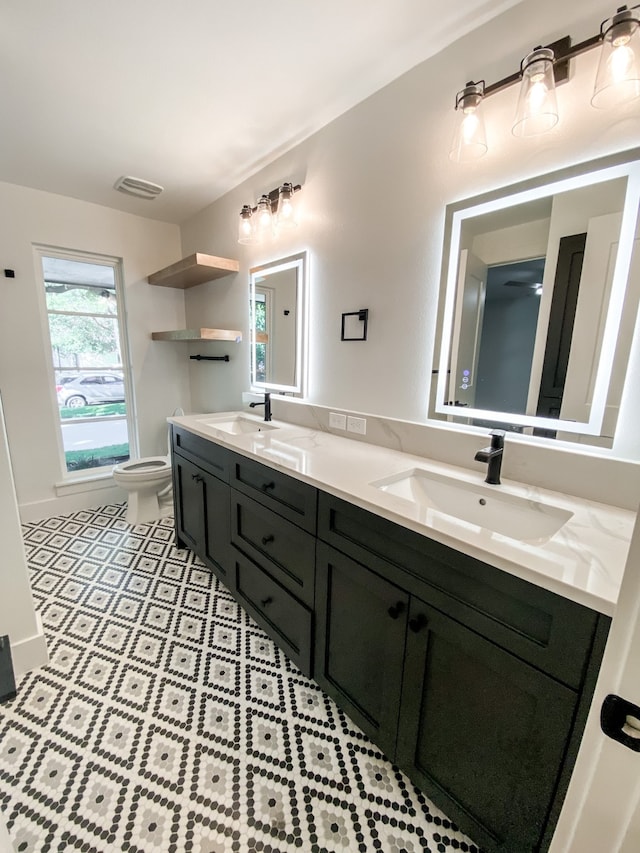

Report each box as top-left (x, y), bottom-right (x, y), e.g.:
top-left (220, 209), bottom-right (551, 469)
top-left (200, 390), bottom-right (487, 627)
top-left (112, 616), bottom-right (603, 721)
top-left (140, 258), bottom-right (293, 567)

top-left (0, 502), bottom-right (480, 852)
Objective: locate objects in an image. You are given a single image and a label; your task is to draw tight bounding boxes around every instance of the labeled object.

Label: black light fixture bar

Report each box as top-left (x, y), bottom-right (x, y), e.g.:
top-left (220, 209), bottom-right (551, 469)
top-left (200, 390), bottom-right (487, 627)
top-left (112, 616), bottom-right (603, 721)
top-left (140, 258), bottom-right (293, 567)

top-left (481, 33), bottom-right (601, 100)
top-left (243, 182), bottom-right (302, 216)
top-left (478, 2), bottom-right (640, 101)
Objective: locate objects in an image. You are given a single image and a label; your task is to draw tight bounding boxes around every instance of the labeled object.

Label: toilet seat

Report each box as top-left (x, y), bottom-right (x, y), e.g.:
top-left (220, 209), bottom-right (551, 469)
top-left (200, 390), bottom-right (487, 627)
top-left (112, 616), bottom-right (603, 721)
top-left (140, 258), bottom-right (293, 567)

top-left (113, 456), bottom-right (170, 482)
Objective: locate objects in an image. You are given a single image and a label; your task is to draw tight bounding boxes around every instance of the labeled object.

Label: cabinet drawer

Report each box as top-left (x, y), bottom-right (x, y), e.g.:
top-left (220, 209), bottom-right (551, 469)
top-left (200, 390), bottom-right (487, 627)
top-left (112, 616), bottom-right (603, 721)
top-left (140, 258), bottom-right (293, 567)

top-left (230, 453), bottom-right (317, 533)
top-left (235, 551), bottom-right (313, 676)
top-left (231, 491), bottom-right (315, 607)
top-left (172, 426), bottom-right (230, 482)
top-left (318, 491), bottom-right (602, 689)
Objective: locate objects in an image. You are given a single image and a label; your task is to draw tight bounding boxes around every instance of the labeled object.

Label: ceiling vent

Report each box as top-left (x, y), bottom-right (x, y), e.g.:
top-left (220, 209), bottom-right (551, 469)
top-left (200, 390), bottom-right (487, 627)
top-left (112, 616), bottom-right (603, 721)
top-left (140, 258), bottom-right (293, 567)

top-left (114, 175), bottom-right (164, 200)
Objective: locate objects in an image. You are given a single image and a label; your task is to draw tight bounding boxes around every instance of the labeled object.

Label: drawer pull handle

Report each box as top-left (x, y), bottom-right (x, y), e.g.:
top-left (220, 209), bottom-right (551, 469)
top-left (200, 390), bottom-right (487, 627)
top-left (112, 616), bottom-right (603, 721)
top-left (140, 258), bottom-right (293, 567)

top-left (409, 614), bottom-right (428, 633)
top-left (262, 481), bottom-right (276, 491)
top-left (261, 596), bottom-right (273, 607)
top-left (388, 602), bottom-right (405, 620)
top-left (261, 534), bottom-right (275, 545)
top-left (191, 473), bottom-right (203, 483)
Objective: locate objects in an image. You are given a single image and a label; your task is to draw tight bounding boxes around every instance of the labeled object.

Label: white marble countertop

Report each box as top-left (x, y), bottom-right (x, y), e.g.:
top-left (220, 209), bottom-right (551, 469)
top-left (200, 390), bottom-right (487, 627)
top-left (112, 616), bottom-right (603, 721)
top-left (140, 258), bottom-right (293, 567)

top-left (169, 411), bottom-right (636, 616)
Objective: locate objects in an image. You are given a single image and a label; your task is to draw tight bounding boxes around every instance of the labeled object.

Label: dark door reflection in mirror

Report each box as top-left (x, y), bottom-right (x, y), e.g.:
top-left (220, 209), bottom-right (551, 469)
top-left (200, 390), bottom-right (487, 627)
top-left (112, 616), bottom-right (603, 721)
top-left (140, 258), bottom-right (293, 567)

top-left (433, 152), bottom-right (640, 447)
top-left (250, 253), bottom-right (306, 395)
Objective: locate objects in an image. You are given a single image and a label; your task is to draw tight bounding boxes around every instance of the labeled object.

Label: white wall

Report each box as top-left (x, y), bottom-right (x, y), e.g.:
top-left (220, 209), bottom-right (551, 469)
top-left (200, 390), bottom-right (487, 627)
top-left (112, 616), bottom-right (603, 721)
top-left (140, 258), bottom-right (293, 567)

top-left (179, 0), bottom-right (640, 434)
top-left (0, 181), bottom-right (189, 520)
top-left (0, 393), bottom-right (47, 678)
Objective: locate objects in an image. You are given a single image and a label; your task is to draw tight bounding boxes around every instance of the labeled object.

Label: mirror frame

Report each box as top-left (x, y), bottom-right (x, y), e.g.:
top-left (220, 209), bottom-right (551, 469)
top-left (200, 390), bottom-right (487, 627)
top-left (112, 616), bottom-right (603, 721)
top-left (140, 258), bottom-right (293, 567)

top-left (250, 251), bottom-right (307, 395)
top-left (434, 150), bottom-right (640, 435)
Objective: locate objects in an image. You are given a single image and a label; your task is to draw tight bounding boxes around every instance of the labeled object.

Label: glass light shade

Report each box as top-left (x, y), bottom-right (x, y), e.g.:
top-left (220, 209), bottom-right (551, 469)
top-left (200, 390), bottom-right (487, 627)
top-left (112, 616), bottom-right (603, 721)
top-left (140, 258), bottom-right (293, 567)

top-left (592, 9), bottom-right (640, 108)
top-left (275, 183), bottom-right (299, 230)
top-left (512, 47), bottom-right (559, 137)
top-left (449, 82), bottom-right (488, 163)
top-left (254, 195), bottom-right (274, 241)
top-left (238, 205), bottom-right (256, 245)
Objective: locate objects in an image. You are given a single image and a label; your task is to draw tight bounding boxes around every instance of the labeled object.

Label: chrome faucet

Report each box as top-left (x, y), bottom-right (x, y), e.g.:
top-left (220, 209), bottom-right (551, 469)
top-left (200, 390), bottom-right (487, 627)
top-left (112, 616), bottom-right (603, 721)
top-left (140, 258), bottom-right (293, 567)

top-left (249, 391), bottom-right (272, 422)
top-left (474, 430), bottom-right (505, 485)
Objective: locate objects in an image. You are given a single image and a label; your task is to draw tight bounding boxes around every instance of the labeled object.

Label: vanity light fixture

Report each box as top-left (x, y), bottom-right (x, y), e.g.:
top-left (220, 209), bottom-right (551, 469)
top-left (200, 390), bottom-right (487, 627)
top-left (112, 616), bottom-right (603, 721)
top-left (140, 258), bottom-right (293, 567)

top-left (450, 3), bottom-right (640, 161)
top-left (237, 182), bottom-right (302, 245)
top-left (449, 82), bottom-right (488, 162)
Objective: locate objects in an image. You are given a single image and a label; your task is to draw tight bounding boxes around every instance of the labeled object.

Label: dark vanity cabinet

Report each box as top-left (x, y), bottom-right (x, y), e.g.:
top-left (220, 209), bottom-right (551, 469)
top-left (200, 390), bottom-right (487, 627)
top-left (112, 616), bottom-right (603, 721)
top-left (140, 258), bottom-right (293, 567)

top-left (171, 427), bottom-right (233, 586)
top-left (171, 427), bottom-right (611, 853)
top-left (229, 454), bottom-right (317, 675)
top-left (316, 492), bottom-right (610, 853)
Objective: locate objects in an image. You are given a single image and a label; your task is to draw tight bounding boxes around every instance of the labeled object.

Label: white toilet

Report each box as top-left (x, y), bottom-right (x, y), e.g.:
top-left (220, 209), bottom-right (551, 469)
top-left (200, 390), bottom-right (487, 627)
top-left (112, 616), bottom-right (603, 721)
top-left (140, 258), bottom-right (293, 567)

top-left (113, 410), bottom-right (182, 525)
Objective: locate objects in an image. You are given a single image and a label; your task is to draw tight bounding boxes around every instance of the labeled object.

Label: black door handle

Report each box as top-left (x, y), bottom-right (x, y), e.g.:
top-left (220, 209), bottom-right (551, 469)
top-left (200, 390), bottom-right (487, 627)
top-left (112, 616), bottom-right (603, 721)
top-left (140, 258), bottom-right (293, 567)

top-left (191, 473), bottom-right (203, 483)
top-left (408, 614), bottom-right (428, 633)
top-left (261, 481), bottom-right (275, 491)
top-left (388, 601), bottom-right (405, 619)
top-left (600, 694), bottom-right (640, 752)
top-left (261, 596), bottom-right (273, 607)
top-left (261, 534), bottom-right (274, 546)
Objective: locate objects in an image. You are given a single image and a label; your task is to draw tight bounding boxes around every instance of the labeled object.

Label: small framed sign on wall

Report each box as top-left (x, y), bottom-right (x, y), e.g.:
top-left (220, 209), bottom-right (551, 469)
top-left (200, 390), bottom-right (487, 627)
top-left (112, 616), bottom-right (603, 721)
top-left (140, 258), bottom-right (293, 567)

top-left (341, 309), bottom-right (368, 341)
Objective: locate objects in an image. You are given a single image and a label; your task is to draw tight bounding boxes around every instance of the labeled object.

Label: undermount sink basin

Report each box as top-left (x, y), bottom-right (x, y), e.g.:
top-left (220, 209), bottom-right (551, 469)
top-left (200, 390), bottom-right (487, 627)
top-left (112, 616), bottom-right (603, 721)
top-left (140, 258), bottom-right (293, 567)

top-left (371, 468), bottom-right (573, 543)
top-left (202, 415), bottom-right (278, 435)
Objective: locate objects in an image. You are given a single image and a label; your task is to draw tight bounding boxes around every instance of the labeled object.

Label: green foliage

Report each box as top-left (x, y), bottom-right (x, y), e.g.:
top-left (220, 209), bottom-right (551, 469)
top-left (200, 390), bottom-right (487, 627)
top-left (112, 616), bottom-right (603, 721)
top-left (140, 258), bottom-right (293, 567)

top-left (49, 314), bottom-right (119, 359)
top-left (255, 300), bottom-right (266, 331)
top-left (65, 443), bottom-right (129, 472)
top-left (59, 403), bottom-right (127, 420)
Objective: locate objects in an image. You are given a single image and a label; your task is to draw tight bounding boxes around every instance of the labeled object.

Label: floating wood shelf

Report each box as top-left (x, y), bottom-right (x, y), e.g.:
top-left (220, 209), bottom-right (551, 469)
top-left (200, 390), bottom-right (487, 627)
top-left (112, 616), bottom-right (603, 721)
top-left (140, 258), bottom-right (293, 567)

top-left (151, 328), bottom-right (242, 342)
top-left (147, 253), bottom-right (239, 289)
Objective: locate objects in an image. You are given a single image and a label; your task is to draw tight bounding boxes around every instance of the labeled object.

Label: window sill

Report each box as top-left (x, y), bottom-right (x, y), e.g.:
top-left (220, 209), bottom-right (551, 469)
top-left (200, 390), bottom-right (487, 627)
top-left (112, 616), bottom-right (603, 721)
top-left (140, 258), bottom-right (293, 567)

top-left (55, 469), bottom-right (119, 497)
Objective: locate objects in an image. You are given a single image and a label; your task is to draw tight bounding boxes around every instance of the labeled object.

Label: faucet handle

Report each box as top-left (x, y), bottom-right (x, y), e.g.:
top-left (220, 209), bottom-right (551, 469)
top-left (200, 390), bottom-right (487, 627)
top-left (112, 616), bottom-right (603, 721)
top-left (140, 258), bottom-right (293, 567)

top-left (489, 429), bottom-right (505, 448)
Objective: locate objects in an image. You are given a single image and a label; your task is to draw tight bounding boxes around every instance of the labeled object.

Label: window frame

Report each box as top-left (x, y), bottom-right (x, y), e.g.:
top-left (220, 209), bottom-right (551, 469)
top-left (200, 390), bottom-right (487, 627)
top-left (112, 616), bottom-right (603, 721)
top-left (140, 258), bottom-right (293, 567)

top-left (34, 244), bottom-right (139, 481)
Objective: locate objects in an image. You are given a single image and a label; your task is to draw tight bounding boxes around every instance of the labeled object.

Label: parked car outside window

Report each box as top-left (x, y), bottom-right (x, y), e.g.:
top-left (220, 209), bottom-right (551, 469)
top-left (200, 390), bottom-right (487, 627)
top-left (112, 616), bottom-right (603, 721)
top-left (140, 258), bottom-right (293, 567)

top-left (56, 373), bottom-right (125, 408)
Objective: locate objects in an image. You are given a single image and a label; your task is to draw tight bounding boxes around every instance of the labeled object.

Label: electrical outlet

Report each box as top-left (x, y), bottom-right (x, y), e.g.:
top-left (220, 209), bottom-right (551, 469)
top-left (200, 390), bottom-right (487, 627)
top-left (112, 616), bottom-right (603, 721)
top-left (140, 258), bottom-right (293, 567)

top-left (329, 412), bottom-right (347, 430)
top-left (347, 416), bottom-right (366, 435)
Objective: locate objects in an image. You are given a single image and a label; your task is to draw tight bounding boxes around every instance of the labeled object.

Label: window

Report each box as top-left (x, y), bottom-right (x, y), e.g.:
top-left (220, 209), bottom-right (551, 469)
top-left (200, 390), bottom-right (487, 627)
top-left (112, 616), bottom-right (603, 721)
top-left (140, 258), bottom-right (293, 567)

top-left (37, 249), bottom-right (135, 475)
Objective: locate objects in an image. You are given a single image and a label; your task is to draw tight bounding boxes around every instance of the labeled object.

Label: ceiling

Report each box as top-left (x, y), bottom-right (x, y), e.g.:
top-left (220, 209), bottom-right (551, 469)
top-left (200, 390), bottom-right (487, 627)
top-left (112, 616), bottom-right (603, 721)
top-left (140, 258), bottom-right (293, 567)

top-left (1, 0), bottom-right (520, 224)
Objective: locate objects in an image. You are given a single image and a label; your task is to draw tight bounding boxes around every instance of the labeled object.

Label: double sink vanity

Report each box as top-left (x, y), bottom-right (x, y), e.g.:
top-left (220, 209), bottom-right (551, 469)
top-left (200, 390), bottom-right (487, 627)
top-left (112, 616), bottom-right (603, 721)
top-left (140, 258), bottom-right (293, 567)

top-left (168, 409), bottom-right (633, 853)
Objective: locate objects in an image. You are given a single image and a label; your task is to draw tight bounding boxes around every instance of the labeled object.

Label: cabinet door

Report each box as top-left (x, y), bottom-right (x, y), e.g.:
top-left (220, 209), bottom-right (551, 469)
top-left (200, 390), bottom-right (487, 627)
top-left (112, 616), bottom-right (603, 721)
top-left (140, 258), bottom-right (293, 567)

top-left (315, 543), bottom-right (408, 760)
top-left (173, 453), bottom-right (206, 555)
top-left (396, 599), bottom-right (578, 853)
top-left (203, 469), bottom-right (233, 587)
top-left (173, 453), bottom-right (232, 586)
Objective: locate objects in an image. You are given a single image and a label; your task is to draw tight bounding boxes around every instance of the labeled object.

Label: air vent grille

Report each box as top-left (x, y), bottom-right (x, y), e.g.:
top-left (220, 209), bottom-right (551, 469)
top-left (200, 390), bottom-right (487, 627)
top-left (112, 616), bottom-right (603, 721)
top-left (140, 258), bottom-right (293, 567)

top-left (114, 175), bottom-right (164, 199)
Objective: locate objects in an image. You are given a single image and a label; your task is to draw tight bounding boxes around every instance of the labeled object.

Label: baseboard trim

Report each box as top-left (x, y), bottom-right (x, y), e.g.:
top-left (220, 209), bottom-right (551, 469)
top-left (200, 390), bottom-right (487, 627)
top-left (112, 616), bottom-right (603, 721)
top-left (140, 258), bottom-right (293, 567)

top-left (19, 486), bottom-right (125, 523)
top-left (10, 614), bottom-right (49, 680)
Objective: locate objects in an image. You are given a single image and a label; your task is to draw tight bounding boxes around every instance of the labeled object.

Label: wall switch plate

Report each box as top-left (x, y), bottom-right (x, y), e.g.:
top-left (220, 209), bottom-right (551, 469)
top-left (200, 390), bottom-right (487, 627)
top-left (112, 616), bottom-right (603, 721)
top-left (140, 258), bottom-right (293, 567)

top-left (347, 416), bottom-right (366, 435)
top-left (329, 412), bottom-right (347, 430)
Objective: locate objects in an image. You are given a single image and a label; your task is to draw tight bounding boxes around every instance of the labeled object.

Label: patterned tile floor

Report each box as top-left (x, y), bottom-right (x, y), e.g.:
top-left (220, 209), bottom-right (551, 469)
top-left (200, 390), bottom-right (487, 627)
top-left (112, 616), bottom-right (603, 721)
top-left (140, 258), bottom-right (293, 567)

top-left (0, 503), bottom-right (480, 853)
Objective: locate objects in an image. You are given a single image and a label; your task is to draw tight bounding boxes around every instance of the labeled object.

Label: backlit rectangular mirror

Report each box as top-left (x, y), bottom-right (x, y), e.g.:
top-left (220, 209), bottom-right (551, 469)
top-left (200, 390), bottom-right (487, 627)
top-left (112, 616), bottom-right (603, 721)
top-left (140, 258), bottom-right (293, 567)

top-left (250, 252), bottom-right (307, 395)
top-left (433, 151), bottom-right (640, 441)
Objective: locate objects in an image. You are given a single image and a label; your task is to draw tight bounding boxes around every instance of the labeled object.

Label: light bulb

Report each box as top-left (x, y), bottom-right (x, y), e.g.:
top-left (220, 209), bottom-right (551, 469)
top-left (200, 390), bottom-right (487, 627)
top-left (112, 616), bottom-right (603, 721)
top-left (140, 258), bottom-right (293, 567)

top-left (512, 47), bottom-right (558, 137)
top-left (275, 183), bottom-right (299, 231)
top-left (449, 82), bottom-right (487, 162)
top-left (610, 41), bottom-right (635, 82)
top-left (238, 205), bottom-right (256, 245)
top-left (461, 109), bottom-right (480, 143)
top-left (254, 195), bottom-right (274, 241)
top-left (592, 8), bottom-right (640, 108)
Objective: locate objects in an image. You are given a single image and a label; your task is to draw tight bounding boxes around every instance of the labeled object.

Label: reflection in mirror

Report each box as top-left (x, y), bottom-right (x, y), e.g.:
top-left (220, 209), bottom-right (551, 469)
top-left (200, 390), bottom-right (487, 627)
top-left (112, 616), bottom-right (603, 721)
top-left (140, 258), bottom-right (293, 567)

top-left (250, 252), bottom-right (306, 394)
top-left (433, 152), bottom-right (640, 446)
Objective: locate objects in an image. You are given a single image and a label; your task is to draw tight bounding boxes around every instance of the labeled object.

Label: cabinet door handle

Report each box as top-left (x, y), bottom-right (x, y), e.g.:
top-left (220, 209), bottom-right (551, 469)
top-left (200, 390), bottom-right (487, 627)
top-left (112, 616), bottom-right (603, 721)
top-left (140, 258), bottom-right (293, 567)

top-left (191, 473), bottom-right (203, 483)
top-left (261, 596), bottom-right (273, 607)
top-left (261, 534), bottom-right (274, 545)
top-left (261, 481), bottom-right (276, 491)
top-left (388, 601), bottom-right (405, 619)
top-left (408, 614), bottom-right (428, 633)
